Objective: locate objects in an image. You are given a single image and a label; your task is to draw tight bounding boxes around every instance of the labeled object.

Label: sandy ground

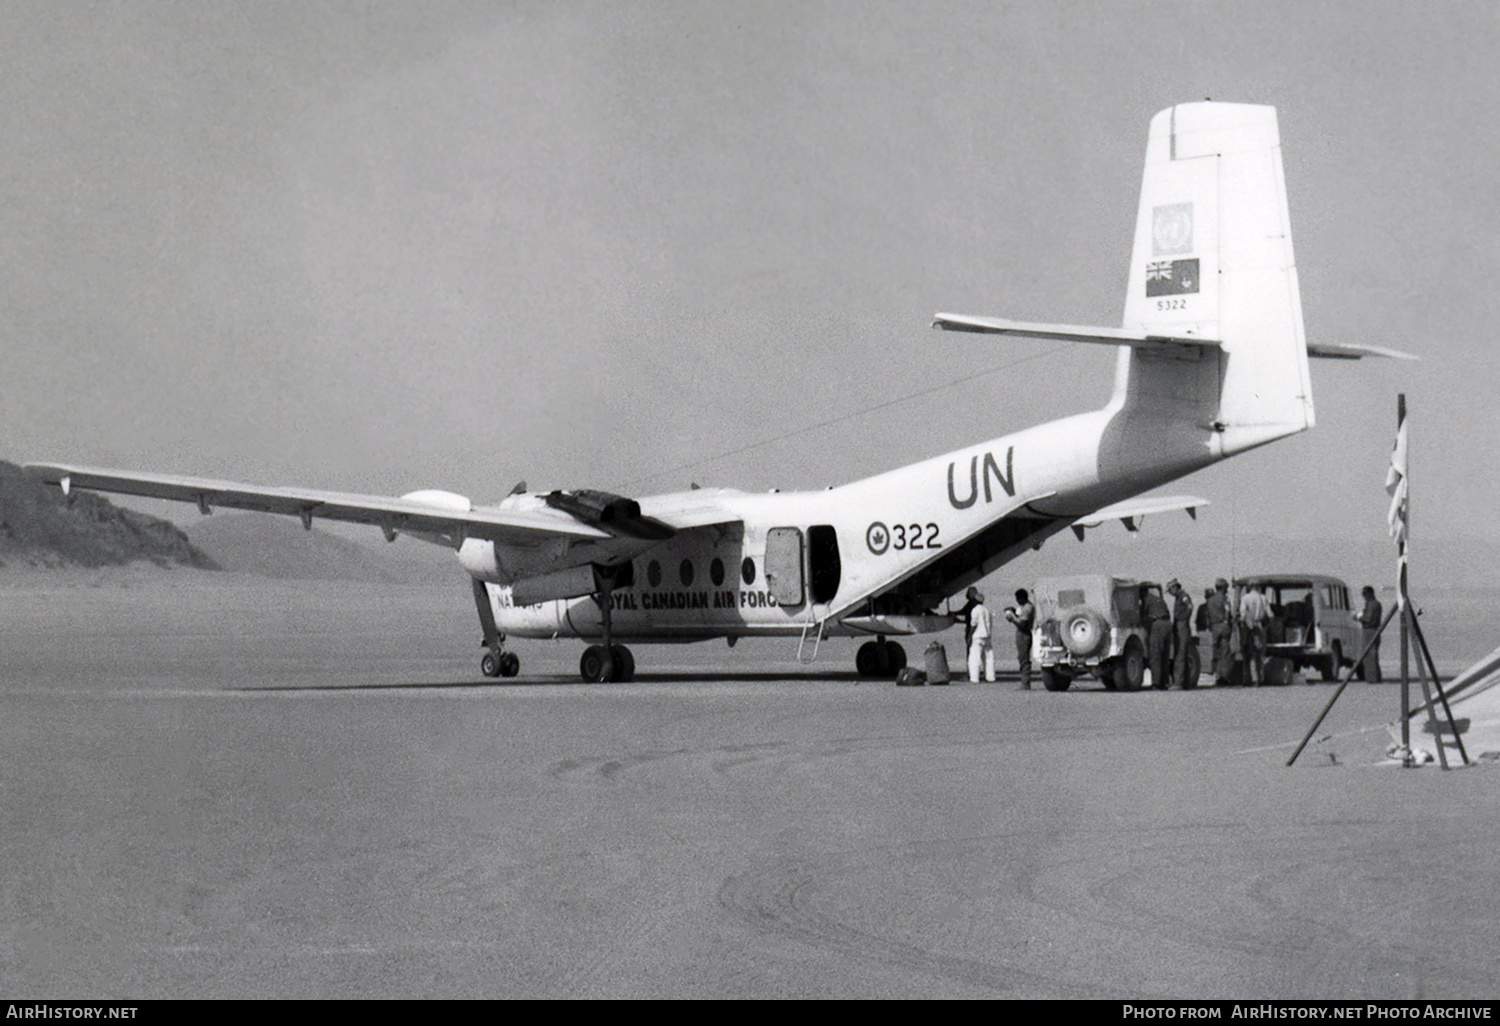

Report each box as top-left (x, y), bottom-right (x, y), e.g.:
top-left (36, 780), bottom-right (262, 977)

top-left (1, 572), bottom-right (1497, 999)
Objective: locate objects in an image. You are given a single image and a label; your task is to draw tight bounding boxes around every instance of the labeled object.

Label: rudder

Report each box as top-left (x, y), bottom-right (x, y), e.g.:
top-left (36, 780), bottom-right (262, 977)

top-left (1121, 103), bottom-right (1313, 452)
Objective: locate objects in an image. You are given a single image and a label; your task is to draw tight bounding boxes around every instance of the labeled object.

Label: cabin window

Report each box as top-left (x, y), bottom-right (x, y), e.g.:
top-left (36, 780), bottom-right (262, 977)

top-left (742, 557), bottom-right (756, 585)
top-left (710, 557), bottom-right (725, 586)
top-left (680, 559), bottom-right (694, 586)
top-left (647, 560), bottom-right (662, 587)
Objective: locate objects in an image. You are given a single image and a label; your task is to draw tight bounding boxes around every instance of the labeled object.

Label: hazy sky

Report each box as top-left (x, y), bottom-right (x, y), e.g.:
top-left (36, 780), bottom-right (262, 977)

top-left (4, 1), bottom-right (1496, 561)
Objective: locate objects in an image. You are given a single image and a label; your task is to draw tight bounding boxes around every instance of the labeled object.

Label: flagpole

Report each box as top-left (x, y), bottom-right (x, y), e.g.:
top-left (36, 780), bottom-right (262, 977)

top-left (1397, 393), bottom-right (1411, 766)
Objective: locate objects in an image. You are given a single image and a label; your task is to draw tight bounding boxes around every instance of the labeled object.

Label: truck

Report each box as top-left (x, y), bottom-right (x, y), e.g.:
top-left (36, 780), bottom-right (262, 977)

top-left (1031, 574), bottom-right (1199, 692)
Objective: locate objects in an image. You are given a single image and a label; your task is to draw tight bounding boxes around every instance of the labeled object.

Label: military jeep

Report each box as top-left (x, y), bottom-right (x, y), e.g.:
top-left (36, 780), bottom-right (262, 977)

top-left (1031, 575), bottom-right (1198, 692)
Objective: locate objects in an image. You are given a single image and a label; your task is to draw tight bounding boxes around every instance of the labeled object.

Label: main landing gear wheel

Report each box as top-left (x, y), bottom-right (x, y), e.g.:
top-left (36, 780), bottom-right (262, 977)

top-left (611, 645), bottom-right (635, 682)
top-left (482, 650), bottom-right (521, 679)
top-left (579, 644), bottom-right (635, 682)
top-left (855, 640), bottom-right (906, 679)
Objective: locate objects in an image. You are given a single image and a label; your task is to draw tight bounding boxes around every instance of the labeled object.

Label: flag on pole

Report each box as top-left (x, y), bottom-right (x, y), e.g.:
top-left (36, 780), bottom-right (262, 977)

top-left (1386, 403), bottom-right (1409, 603)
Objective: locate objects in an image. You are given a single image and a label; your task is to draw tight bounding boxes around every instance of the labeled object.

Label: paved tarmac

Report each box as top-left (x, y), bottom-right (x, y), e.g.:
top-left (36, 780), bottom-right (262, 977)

top-left (2, 575), bottom-right (1497, 999)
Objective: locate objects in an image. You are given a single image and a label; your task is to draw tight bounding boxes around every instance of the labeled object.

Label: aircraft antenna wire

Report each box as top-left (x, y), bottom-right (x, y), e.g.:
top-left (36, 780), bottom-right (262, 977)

top-left (624, 343), bottom-right (1072, 489)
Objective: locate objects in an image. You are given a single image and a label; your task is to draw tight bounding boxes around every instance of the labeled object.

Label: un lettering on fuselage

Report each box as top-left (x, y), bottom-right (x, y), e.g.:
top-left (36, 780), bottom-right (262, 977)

top-left (947, 446), bottom-right (1016, 509)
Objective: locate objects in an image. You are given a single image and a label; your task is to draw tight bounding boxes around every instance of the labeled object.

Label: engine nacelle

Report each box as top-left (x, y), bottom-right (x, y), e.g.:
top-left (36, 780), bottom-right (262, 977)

top-left (400, 489), bottom-right (473, 512)
top-left (542, 489), bottom-right (672, 540)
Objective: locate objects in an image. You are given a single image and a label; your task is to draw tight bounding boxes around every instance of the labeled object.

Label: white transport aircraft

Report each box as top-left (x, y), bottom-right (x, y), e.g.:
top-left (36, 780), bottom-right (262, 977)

top-left (29, 103), bottom-right (1409, 683)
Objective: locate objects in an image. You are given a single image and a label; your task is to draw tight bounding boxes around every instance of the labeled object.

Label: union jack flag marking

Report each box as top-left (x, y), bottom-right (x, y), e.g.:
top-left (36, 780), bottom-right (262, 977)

top-left (1146, 257), bottom-right (1200, 297)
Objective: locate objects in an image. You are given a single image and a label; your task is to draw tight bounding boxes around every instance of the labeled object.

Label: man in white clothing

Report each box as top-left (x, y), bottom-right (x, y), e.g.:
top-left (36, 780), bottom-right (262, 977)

top-left (967, 590), bottom-right (995, 683)
top-left (1238, 582), bottom-right (1269, 686)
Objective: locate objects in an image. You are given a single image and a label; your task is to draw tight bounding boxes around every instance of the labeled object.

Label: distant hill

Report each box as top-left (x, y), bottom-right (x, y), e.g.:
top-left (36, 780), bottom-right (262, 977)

top-left (0, 461), bottom-right (217, 569)
top-left (188, 514), bottom-right (459, 583)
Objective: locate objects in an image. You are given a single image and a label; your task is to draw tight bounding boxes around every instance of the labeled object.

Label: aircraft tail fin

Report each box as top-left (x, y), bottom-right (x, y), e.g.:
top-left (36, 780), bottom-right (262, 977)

top-left (1119, 102), bottom-right (1313, 452)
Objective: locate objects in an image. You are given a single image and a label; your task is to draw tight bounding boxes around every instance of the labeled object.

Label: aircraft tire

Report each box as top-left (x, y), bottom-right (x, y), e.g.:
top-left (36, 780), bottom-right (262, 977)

top-left (856, 641), bottom-right (883, 678)
top-left (884, 641), bottom-right (906, 675)
top-left (499, 652), bottom-right (521, 678)
top-left (580, 645), bottom-right (610, 683)
top-left (481, 652), bottom-right (502, 678)
top-left (611, 645), bottom-right (635, 682)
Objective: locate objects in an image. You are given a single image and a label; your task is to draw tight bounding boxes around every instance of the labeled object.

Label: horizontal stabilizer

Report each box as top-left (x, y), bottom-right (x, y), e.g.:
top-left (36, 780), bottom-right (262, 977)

top-left (1306, 342), bottom-right (1419, 361)
top-left (1069, 494), bottom-right (1209, 540)
top-left (933, 313), bottom-right (1220, 357)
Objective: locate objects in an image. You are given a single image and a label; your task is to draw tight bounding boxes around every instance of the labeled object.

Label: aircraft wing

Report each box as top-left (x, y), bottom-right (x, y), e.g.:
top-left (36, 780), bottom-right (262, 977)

top-left (638, 490), bottom-right (743, 531)
top-left (23, 463), bottom-right (611, 544)
top-left (1068, 494), bottom-right (1209, 538)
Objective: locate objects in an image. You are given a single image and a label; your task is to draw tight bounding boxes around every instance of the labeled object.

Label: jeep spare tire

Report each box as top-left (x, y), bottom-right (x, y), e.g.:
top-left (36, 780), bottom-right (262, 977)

top-left (1061, 608), bottom-right (1109, 658)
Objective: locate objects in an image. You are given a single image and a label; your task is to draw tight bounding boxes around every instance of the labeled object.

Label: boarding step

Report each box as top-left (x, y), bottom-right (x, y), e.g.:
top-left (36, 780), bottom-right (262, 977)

top-left (797, 618), bottom-right (827, 664)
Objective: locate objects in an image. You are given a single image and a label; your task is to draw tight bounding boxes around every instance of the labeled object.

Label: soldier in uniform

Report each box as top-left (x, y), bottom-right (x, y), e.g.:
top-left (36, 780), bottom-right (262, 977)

top-left (1169, 579), bottom-right (1195, 688)
top-left (1206, 578), bottom-right (1233, 686)
top-left (1144, 583), bottom-right (1173, 690)
top-left (1358, 585), bottom-right (1383, 682)
top-left (1004, 589), bottom-right (1036, 690)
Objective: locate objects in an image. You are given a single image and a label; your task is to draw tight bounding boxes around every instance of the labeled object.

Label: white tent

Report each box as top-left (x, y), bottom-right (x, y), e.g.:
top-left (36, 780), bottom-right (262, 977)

top-left (1391, 644), bottom-right (1500, 764)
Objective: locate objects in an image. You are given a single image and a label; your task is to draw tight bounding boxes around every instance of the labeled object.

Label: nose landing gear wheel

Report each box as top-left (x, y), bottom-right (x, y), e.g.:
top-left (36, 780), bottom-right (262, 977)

top-left (481, 652), bottom-right (501, 678)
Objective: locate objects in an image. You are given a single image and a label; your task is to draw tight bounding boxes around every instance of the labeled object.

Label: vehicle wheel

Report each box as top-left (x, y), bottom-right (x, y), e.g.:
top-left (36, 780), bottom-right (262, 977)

top-left (884, 641), bottom-right (907, 675)
top-left (1179, 644), bottom-right (1201, 689)
top-left (1061, 608), bottom-right (1109, 658)
top-left (611, 645), bottom-right (635, 682)
top-left (579, 645), bottom-right (610, 682)
top-left (481, 652), bottom-right (501, 678)
top-left (1114, 640), bottom-right (1145, 692)
top-left (1041, 666), bottom-right (1072, 692)
top-left (1099, 659), bottom-right (1119, 690)
top-left (499, 652), bottom-right (520, 678)
top-left (1322, 642), bottom-right (1342, 682)
top-left (856, 641), bottom-right (883, 678)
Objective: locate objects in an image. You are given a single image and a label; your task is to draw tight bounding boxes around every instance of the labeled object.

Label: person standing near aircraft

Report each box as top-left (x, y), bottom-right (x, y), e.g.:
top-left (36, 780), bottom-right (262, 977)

top-left (957, 586), bottom-right (981, 652)
top-left (1206, 578), bottom-right (1234, 686)
top-left (1239, 581), bottom-right (1269, 686)
top-left (1358, 585), bottom-right (1383, 682)
top-left (967, 590), bottom-right (995, 683)
top-left (1168, 579), bottom-right (1194, 688)
top-left (1004, 588), bottom-right (1035, 690)
top-left (1144, 583), bottom-right (1173, 690)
